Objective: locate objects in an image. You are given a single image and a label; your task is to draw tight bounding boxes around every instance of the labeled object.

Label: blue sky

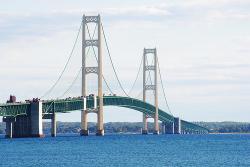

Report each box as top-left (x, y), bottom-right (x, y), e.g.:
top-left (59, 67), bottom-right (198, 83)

top-left (0, 0), bottom-right (250, 122)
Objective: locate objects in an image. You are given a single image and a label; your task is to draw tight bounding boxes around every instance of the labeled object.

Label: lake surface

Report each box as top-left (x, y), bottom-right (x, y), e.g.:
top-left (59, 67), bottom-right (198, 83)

top-left (0, 134), bottom-right (249, 167)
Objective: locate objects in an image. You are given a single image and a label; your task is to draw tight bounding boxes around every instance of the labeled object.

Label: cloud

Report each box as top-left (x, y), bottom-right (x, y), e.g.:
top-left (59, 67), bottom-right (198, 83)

top-left (176, 0), bottom-right (250, 8)
top-left (206, 10), bottom-right (250, 22)
top-left (1, 0), bottom-right (250, 42)
top-left (103, 5), bottom-right (171, 16)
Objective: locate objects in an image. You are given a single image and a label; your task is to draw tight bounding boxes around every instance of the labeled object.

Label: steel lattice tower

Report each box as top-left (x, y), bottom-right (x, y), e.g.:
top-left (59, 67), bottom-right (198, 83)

top-left (81, 15), bottom-right (104, 136)
top-left (142, 48), bottom-right (159, 135)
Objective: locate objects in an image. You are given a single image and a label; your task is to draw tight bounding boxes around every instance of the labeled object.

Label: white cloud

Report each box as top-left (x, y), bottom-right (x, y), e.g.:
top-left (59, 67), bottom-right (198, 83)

top-left (103, 5), bottom-right (171, 16)
top-left (176, 0), bottom-right (250, 8)
top-left (206, 10), bottom-right (250, 21)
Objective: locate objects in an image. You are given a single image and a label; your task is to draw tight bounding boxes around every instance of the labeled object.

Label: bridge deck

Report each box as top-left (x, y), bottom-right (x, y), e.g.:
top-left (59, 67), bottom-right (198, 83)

top-left (0, 96), bottom-right (208, 132)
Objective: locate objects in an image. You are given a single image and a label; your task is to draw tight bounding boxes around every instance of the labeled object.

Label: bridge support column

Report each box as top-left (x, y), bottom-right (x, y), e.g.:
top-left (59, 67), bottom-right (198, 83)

top-left (51, 113), bottom-right (56, 137)
top-left (13, 115), bottom-right (31, 137)
top-left (96, 108), bottom-right (104, 136)
top-left (30, 101), bottom-right (44, 137)
top-left (165, 122), bottom-right (174, 134)
top-left (80, 110), bottom-right (89, 136)
top-left (174, 117), bottom-right (181, 134)
top-left (161, 123), bottom-right (166, 134)
top-left (3, 100), bottom-right (44, 138)
top-left (153, 120), bottom-right (159, 135)
top-left (3, 117), bottom-right (15, 138)
top-left (142, 114), bottom-right (148, 134)
top-left (6, 121), bottom-right (13, 138)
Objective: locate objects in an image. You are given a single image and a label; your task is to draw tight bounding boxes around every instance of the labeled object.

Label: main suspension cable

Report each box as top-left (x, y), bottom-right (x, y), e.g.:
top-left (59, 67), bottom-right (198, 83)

top-left (101, 23), bottom-right (129, 97)
top-left (40, 21), bottom-right (82, 99)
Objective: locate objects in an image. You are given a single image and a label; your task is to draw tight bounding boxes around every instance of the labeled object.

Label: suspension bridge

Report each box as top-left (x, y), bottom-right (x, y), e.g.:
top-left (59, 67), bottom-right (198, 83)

top-left (0, 15), bottom-right (209, 138)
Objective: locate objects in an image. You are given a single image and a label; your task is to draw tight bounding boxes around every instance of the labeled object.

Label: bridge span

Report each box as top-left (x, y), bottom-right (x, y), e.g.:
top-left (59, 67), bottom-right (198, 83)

top-left (0, 95), bottom-right (209, 138)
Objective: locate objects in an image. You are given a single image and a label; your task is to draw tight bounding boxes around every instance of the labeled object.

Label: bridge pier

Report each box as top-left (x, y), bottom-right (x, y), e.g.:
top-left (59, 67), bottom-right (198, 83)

top-left (165, 122), bottom-right (174, 134)
top-left (96, 129), bottom-right (104, 136)
top-left (96, 96), bottom-right (104, 136)
top-left (3, 100), bottom-right (43, 138)
top-left (7, 121), bottom-right (13, 138)
top-left (174, 117), bottom-right (181, 134)
top-left (80, 110), bottom-right (89, 136)
top-left (13, 115), bottom-right (31, 137)
top-left (161, 123), bottom-right (166, 134)
top-left (96, 110), bottom-right (104, 136)
top-left (6, 121), bottom-right (13, 138)
top-left (43, 113), bottom-right (57, 137)
top-left (142, 114), bottom-right (148, 134)
top-left (153, 128), bottom-right (160, 135)
top-left (3, 117), bottom-right (15, 138)
top-left (80, 129), bottom-right (89, 136)
top-left (51, 113), bottom-right (56, 137)
top-left (30, 101), bottom-right (44, 137)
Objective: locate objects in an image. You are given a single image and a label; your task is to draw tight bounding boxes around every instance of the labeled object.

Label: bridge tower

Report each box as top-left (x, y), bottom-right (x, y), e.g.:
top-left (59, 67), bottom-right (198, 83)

top-left (142, 48), bottom-right (159, 135)
top-left (80, 15), bottom-right (104, 136)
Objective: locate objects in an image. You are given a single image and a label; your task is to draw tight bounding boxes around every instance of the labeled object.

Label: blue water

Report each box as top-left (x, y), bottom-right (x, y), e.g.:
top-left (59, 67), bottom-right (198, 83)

top-left (0, 134), bottom-right (249, 167)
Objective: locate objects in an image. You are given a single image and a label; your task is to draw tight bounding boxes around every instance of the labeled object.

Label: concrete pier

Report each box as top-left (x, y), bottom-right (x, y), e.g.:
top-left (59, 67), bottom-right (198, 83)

top-left (80, 109), bottom-right (89, 136)
top-left (165, 122), bottom-right (174, 134)
top-left (13, 115), bottom-right (31, 137)
top-left (153, 129), bottom-right (160, 135)
top-left (8, 122), bottom-right (13, 138)
top-left (6, 121), bottom-right (13, 138)
top-left (142, 114), bottom-right (148, 134)
top-left (3, 117), bottom-right (15, 138)
top-left (161, 123), bottom-right (166, 134)
top-left (142, 130), bottom-right (148, 135)
top-left (174, 117), bottom-right (181, 134)
top-left (80, 129), bottom-right (89, 136)
top-left (30, 101), bottom-right (44, 137)
top-left (51, 113), bottom-right (56, 137)
top-left (3, 100), bottom-right (44, 138)
top-left (96, 129), bottom-right (104, 136)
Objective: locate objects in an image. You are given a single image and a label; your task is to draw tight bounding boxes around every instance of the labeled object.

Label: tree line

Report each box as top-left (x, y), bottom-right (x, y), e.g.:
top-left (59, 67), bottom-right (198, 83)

top-left (0, 122), bottom-right (250, 134)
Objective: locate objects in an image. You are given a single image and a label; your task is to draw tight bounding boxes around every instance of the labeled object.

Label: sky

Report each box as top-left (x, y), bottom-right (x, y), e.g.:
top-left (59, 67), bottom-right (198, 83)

top-left (0, 0), bottom-right (250, 122)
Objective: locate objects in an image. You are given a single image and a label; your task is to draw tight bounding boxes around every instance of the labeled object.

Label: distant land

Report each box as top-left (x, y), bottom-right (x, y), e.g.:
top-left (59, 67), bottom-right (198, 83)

top-left (0, 122), bottom-right (249, 134)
